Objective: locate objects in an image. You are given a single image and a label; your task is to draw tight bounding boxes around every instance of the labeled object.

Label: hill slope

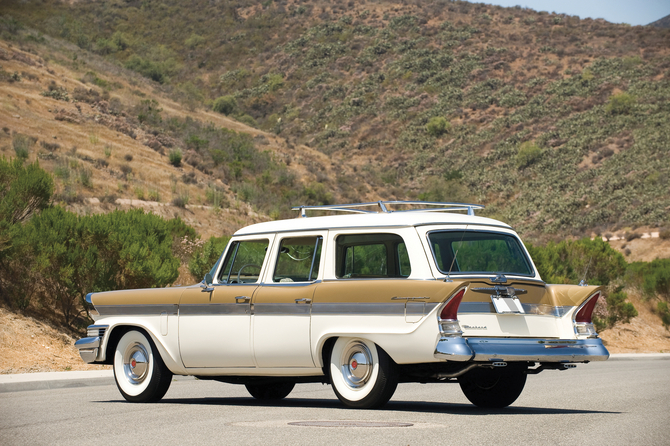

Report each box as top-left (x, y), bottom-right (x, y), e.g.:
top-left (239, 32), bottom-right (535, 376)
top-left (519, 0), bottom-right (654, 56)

top-left (649, 14), bottom-right (670, 28)
top-left (2, 0), bottom-right (670, 238)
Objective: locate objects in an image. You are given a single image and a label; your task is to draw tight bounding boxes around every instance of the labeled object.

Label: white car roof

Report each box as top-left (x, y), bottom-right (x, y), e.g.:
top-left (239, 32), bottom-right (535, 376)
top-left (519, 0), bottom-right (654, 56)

top-left (234, 211), bottom-right (512, 236)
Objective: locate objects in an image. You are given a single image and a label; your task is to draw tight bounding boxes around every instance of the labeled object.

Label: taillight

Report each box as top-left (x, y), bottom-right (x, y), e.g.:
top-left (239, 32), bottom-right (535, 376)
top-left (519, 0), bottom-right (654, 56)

top-left (575, 292), bottom-right (600, 323)
top-left (574, 292), bottom-right (600, 338)
top-left (440, 288), bottom-right (466, 320)
top-left (438, 288), bottom-right (466, 336)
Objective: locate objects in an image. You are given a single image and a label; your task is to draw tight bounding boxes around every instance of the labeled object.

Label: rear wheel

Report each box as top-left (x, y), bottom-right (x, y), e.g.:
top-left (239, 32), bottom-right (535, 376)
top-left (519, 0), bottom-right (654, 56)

top-left (113, 329), bottom-right (172, 403)
top-left (329, 338), bottom-right (398, 409)
top-left (245, 382), bottom-right (295, 400)
top-left (458, 365), bottom-right (527, 408)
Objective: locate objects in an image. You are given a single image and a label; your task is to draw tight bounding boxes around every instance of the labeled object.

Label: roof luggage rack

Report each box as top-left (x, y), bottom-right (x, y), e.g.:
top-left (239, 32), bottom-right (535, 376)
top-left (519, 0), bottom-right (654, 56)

top-left (292, 201), bottom-right (484, 218)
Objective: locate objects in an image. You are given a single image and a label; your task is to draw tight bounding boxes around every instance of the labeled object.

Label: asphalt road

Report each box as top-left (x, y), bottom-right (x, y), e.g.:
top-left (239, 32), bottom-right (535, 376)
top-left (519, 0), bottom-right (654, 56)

top-left (1, 358), bottom-right (669, 446)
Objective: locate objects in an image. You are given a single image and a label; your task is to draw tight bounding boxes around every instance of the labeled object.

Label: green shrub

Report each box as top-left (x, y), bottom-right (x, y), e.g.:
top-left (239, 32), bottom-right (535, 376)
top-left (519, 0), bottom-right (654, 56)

top-left (125, 54), bottom-right (168, 83)
top-left (184, 33), bottom-right (205, 48)
top-left (12, 134), bottom-right (35, 160)
top-left (236, 114), bottom-right (258, 128)
top-left (425, 117), bottom-right (451, 137)
top-left (418, 177), bottom-right (470, 203)
top-left (526, 237), bottom-right (626, 286)
top-left (628, 259), bottom-right (670, 298)
top-left (606, 92), bottom-right (635, 115)
top-left (213, 95), bottom-right (237, 115)
top-left (515, 141), bottom-right (542, 169)
top-left (600, 287), bottom-right (638, 328)
top-left (16, 207), bottom-right (184, 326)
top-left (135, 99), bottom-right (162, 125)
top-left (169, 149), bottom-right (182, 167)
top-left (657, 301), bottom-right (670, 328)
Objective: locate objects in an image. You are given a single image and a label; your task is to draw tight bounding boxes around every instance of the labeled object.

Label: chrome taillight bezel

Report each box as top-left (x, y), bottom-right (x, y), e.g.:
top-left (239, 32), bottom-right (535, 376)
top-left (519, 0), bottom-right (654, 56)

top-left (573, 292), bottom-right (600, 339)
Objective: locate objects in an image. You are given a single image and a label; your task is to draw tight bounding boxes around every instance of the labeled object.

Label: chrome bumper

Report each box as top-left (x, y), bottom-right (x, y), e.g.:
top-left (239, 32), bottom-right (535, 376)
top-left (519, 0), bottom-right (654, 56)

top-left (75, 337), bottom-right (101, 363)
top-left (435, 337), bottom-right (609, 363)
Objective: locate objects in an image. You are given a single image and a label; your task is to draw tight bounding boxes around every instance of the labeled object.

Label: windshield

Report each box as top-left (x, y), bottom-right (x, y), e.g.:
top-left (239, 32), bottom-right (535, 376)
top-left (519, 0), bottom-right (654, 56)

top-left (428, 230), bottom-right (533, 276)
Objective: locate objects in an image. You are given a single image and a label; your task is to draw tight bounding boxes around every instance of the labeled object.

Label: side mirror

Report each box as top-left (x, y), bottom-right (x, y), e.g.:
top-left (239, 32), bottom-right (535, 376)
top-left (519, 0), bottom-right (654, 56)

top-left (201, 273), bottom-right (214, 292)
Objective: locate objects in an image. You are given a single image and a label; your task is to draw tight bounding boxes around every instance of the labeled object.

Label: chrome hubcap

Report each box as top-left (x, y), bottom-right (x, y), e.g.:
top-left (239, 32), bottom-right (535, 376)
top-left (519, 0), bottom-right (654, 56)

top-left (123, 342), bottom-right (149, 385)
top-left (341, 341), bottom-right (372, 388)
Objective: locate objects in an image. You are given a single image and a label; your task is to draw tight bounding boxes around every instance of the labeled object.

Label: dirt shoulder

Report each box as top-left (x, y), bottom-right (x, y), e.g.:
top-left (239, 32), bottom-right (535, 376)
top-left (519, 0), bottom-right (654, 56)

top-left (0, 307), bottom-right (110, 374)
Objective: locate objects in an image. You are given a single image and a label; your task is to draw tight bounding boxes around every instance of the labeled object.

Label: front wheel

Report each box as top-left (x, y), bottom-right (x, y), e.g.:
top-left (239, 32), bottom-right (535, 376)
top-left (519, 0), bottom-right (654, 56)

top-left (113, 329), bottom-right (173, 403)
top-left (458, 365), bottom-right (527, 408)
top-left (245, 382), bottom-right (295, 400)
top-left (329, 338), bottom-right (398, 409)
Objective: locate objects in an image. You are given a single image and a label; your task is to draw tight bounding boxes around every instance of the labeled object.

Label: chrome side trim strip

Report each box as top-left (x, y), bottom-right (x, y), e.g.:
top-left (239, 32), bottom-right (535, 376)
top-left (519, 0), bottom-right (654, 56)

top-left (466, 337), bottom-right (609, 362)
top-left (179, 303), bottom-right (248, 316)
top-left (253, 303), bottom-right (311, 316)
top-left (311, 302), bottom-right (439, 316)
top-left (96, 304), bottom-right (179, 316)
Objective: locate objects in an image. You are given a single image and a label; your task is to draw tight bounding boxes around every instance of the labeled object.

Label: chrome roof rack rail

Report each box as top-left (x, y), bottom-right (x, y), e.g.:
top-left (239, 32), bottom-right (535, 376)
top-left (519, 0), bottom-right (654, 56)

top-left (292, 201), bottom-right (484, 218)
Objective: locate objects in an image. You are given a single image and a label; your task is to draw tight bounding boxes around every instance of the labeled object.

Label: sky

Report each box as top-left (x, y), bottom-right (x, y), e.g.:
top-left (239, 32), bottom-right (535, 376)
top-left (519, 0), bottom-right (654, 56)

top-left (471, 0), bottom-right (670, 26)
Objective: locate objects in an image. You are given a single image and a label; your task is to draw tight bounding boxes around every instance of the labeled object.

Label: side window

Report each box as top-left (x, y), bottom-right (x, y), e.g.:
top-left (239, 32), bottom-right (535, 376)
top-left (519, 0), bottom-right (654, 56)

top-left (217, 239), bottom-right (269, 284)
top-left (336, 233), bottom-right (411, 279)
top-left (273, 236), bottom-right (323, 283)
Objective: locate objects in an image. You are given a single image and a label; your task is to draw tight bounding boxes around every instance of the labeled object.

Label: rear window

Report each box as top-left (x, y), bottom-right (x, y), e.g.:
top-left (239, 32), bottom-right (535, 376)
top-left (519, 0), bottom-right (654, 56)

top-left (428, 231), bottom-right (533, 276)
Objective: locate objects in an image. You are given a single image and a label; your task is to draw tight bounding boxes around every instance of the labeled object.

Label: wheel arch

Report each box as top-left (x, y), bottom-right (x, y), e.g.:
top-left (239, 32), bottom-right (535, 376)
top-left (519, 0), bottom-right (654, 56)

top-left (317, 335), bottom-right (398, 372)
top-left (101, 323), bottom-right (184, 374)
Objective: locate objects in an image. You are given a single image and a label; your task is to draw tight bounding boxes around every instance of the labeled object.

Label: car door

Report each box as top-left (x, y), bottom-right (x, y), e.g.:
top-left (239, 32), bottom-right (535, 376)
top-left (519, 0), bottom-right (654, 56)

top-left (252, 234), bottom-right (323, 368)
top-left (178, 236), bottom-right (273, 368)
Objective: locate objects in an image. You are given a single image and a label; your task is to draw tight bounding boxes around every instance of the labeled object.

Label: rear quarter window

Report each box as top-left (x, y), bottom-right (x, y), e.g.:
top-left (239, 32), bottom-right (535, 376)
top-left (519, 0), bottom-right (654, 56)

top-left (336, 233), bottom-right (411, 279)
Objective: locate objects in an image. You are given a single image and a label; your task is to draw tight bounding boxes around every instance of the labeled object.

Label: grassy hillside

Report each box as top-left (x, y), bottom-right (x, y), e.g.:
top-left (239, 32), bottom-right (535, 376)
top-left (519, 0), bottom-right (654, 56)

top-left (1, 0), bottom-right (670, 240)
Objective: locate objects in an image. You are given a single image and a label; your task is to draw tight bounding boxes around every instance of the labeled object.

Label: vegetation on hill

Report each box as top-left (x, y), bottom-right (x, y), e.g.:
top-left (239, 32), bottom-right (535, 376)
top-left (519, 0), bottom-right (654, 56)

top-left (2, 0), bottom-right (669, 236)
top-left (1, 0), bottom-right (670, 334)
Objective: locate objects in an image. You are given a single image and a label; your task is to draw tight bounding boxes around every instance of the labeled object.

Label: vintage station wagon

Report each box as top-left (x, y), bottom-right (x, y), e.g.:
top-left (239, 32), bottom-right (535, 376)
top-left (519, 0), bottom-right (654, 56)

top-left (76, 201), bottom-right (608, 409)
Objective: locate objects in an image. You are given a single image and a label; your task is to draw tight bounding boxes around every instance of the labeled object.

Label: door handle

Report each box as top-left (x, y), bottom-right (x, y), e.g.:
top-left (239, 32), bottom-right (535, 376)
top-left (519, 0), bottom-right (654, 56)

top-left (295, 298), bottom-right (312, 304)
top-left (235, 296), bottom-right (251, 303)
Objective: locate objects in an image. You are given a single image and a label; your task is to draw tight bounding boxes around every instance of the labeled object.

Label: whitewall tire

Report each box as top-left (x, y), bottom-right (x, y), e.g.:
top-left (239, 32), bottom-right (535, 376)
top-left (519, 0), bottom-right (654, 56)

top-left (329, 337), bottom-right (398, 409)
top-left (113, 329), bottom-right (172, 403)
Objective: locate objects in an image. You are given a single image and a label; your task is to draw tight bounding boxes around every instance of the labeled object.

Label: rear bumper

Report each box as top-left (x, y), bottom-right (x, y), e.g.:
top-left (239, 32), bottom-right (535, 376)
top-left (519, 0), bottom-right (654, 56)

top-left (435, 337), bottom-right (609, 363)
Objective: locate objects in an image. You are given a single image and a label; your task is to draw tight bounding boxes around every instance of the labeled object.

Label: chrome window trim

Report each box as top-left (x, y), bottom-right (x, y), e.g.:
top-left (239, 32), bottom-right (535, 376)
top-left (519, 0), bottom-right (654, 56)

top-left (210, 282), bottom-right (260, 288)
top-left (260, 280), bottom-right (322, 288)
